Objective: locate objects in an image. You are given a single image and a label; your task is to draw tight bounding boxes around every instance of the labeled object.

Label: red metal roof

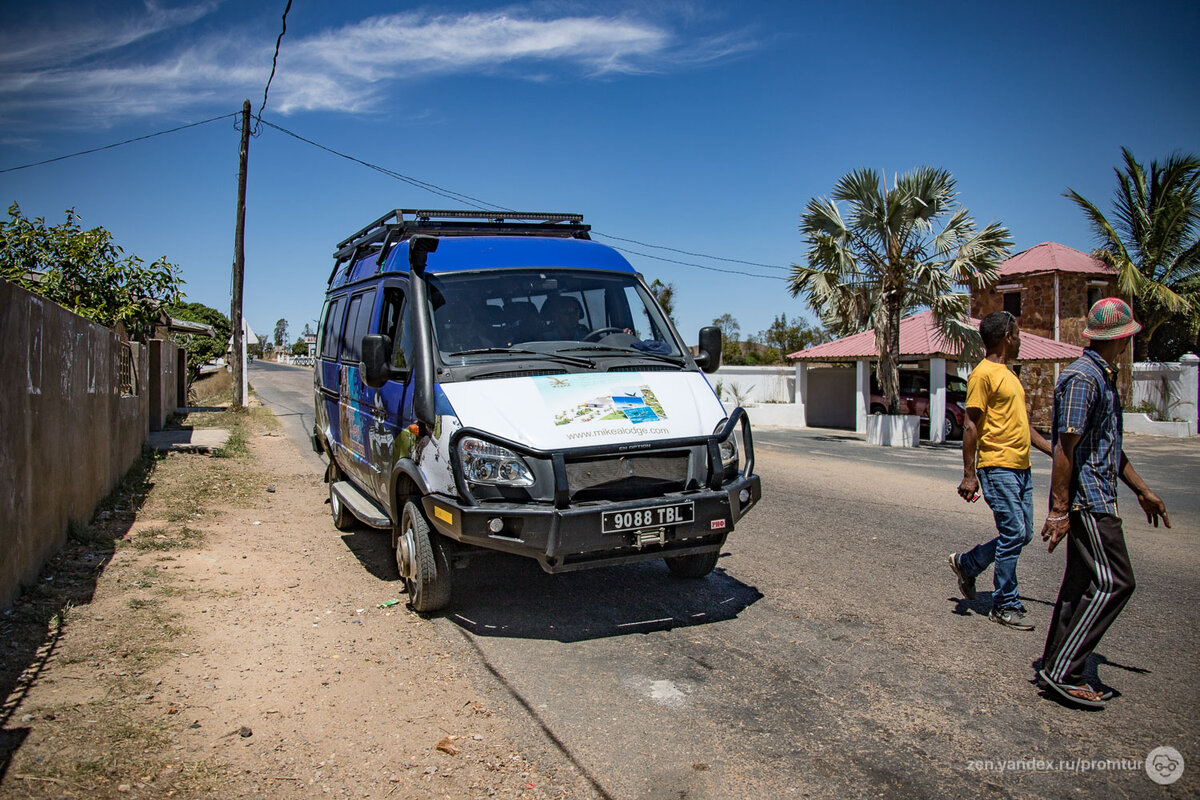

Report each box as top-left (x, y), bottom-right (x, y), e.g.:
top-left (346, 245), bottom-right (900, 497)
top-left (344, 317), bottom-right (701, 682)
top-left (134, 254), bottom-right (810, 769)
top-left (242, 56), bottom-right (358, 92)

top-left (995, 242), bottom-right (1116, 279)
top-left (788, 310), bottom-right (1084, 362)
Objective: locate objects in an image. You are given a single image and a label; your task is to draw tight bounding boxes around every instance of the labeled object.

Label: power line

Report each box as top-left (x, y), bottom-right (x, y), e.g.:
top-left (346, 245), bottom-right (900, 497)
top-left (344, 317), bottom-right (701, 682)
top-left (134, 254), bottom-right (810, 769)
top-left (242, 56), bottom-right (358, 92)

top-left (2, 109), bottom-right (797, 283)
top-left (0, 112), bottom-right (241, 174)
top-left (256, 118), bottom-right (789, 280)
top-left (604, 243), bottom-right (787, 281)
top-left (252, 0), bottom-right (293, 136)
top-left (591, 230), bottom-right (792, 272)
top-left (256, 118), bottom-right (512, 211)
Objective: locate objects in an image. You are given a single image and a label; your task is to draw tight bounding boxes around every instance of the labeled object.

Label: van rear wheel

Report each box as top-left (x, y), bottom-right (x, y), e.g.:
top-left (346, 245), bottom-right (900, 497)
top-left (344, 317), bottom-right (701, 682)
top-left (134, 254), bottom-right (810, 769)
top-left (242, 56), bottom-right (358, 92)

top-left (328, 464), bottom-right (356, 531)
top-left (664, 550), bottom-right (720, 579)
top-left (396, 500), bottom-right (452, 613)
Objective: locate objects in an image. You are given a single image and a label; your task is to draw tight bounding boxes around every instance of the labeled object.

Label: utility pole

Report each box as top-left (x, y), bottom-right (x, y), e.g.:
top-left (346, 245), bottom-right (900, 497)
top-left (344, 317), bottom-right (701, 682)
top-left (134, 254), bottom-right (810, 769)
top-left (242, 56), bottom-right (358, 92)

top-left (231, 99), bottom-right (250, 408)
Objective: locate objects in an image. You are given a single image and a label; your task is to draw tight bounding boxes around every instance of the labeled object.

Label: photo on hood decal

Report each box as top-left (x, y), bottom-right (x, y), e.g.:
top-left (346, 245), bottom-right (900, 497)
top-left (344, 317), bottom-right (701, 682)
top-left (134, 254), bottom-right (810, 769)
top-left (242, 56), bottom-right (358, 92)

top-left (534, 374), bottom-right (668, 427)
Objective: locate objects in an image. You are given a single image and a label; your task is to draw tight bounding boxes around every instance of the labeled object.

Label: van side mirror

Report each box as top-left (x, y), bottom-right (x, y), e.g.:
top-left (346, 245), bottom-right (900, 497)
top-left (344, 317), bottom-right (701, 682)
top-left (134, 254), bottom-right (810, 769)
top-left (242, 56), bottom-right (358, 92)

top-left (694, 326), bottom-right (722, 374)
top-left (361, 334), bottom-right (393, 388)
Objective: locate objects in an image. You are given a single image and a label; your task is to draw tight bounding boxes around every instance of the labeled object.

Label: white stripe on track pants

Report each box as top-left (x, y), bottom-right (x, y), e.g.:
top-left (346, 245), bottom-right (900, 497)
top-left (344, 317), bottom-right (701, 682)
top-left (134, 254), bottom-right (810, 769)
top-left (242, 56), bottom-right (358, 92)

top-left (1041, 510), bottom-right (1136, 686)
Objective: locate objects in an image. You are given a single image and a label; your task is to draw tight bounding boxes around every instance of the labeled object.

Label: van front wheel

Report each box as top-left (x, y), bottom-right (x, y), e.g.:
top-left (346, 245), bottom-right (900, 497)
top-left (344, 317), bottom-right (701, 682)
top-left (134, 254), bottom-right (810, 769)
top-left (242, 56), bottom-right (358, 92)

top-left (396, 500), bottom-right (452, 613)
top-left (664, 551), bottom-right (720, 579)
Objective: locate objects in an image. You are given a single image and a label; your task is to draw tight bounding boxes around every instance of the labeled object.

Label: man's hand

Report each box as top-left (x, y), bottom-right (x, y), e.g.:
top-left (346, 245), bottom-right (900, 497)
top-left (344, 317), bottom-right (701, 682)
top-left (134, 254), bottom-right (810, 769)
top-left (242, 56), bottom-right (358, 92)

top-left (1042, 515), bottom-right (1071, 553)
top-left (957, 474), bottom-right (980, 502)
top-left (1137, 490), bottom-right (1171, 528)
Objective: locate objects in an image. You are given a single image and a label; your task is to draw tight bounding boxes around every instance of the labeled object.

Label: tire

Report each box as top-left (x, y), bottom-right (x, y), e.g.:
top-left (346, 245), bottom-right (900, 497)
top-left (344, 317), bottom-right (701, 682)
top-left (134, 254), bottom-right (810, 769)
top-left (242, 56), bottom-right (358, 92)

top-left (945, 412), bottom-right (962, 441)
top-left (869, 404), bottom-right (886, 415)
top-left (328, 463), bottom-right (356, 531)
top-left (664, 550), bottom-right (720, 579)
top-left (396, 500), bottom-right (452, 613)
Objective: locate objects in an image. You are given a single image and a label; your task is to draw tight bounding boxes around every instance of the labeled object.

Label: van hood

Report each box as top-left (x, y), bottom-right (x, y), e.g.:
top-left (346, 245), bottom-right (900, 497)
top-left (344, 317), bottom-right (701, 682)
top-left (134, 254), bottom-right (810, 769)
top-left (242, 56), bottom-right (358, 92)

top-left (438, 371), bottom-right (726, 450)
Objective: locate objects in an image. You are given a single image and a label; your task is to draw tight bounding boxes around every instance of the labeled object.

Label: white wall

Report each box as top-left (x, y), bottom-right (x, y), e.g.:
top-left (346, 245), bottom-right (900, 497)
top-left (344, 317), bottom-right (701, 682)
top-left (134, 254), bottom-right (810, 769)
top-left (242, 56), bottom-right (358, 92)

top-left (706, 365), bottom-right (794, 405)
top-left (1130, 355), bottom-right (1198, 435)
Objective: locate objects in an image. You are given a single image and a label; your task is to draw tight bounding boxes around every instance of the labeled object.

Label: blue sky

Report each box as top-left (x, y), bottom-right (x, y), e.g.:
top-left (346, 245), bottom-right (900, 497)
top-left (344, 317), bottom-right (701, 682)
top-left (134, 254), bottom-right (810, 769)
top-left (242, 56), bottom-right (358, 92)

top-left (2, 0), bottom-right (1198, 345)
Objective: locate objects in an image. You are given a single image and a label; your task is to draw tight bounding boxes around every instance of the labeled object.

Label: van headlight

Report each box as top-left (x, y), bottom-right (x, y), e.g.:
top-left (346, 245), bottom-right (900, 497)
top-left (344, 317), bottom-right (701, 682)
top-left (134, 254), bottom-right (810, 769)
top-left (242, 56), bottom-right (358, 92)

top-left (715, 425), bottom-right (738, 468)
top-left (458, 437), bottom-right (535, 486)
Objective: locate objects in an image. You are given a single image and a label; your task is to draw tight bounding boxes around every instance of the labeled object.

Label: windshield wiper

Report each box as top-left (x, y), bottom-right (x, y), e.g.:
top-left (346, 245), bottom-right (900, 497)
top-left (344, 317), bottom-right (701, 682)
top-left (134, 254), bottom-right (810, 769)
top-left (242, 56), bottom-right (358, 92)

top-left (446, 347), bottom-right (596, 368)
top-left (559, 345), bottom-right (687, 367)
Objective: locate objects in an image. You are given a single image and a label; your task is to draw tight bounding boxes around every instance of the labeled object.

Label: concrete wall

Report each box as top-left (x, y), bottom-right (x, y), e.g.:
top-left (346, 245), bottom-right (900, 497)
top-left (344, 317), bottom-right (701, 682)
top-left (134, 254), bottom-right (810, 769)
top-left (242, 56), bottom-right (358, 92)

top-left (148, 338), bottom-right (181, 431)
top-left (1, 280), bottom-right (150, 609)
top-left (706, 365), bottom-right (794, 405)
top-left (1129, 355), bottom-right (1199, 435)
top-left (804, 366), bottom-right (856, 428)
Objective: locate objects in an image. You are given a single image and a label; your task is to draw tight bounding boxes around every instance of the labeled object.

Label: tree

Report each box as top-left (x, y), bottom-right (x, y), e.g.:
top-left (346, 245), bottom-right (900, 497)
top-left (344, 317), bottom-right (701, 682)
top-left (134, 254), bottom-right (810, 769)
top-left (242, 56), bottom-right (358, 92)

top-left (0, 202), bottom-right (182, 333)
top-left (789, 167), bottom-right (1012, 414)
top-left (648, 279), bottom-right (676, 324)
top-left (1065, 148), bottom-right (1200, 360)
top-left (762, 313), bottom-right (829, 359)
top-left (291, 336), bottom-right (309, 356)
top-left (168, 301), bottom-right (231, 383)
top-left (713, 313), bottom-right (745, 365)
top-left (274, 318), bottom-right (289, 348)
top-left (712, 313), bottom-right (740, 341)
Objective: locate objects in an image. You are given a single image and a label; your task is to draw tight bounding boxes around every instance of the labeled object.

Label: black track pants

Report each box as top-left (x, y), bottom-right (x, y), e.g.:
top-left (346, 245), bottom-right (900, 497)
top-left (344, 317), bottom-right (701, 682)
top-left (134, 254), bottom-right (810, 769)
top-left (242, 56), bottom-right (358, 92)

top-left (1041, 511), bottom-right (1136, 686)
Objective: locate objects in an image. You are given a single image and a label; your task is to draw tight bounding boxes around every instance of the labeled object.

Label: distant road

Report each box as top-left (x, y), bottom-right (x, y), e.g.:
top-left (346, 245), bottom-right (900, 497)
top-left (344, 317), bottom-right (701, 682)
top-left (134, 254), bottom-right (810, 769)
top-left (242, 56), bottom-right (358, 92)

top-left (248, 359), bottom-right (324, 474)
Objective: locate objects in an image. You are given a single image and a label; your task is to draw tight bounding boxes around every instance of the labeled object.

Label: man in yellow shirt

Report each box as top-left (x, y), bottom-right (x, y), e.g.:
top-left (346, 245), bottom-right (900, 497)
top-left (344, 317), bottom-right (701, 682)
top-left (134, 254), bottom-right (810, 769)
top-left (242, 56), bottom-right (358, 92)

top-left (949, 311), bottom-right (1051, 630)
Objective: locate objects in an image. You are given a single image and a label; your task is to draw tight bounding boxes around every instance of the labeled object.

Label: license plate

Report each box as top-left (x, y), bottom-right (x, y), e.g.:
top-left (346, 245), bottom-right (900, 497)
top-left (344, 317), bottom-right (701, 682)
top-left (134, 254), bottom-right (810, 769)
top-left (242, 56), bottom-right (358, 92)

top-left (602, 502), bottom-right (694, 534)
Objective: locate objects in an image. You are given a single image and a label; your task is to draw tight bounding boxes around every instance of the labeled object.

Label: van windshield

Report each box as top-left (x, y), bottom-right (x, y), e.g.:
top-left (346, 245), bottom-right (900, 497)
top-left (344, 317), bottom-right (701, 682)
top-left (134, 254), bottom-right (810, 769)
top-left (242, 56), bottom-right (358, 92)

top-left (426, 269), bottom-right (684, 364)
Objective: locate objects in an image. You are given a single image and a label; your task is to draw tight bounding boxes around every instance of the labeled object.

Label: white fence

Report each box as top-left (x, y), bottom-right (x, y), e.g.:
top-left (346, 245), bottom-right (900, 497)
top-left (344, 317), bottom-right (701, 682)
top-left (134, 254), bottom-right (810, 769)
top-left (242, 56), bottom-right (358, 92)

top-left (706, 365), bottom-right (794, 405)
top-left (1126, 355), bottom-right (1198, 436)
top-left (278, 354), bottom-right (315, 367)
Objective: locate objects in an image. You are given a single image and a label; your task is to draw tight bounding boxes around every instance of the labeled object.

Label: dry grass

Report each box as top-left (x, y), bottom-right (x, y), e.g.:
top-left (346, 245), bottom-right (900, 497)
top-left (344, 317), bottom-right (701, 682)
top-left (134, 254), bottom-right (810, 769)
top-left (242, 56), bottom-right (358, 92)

top-left (1, 400), bottom-right (272, 798)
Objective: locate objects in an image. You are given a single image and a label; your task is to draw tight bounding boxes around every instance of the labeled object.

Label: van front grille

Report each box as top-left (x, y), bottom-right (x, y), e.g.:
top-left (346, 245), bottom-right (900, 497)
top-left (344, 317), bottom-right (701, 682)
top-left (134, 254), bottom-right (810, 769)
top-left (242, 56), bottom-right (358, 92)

top-left (566, 453), bottom-right (690, 502)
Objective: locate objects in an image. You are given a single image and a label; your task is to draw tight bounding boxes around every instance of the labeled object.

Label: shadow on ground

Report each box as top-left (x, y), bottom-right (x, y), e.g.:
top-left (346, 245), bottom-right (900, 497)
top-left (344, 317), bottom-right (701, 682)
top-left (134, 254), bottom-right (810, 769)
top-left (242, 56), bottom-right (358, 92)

top-left (339, 526), bottom-right (399, 582)
top-left (0, 452), bottom-right (156, 783)
top-left (443, 552), bottom-right (763, 643)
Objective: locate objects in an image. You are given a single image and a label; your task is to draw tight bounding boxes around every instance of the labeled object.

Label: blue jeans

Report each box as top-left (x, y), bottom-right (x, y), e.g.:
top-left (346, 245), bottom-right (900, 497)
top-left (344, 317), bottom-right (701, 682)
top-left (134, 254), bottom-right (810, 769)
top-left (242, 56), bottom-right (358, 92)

top-left (959, 467), bottom-right (1034, 610)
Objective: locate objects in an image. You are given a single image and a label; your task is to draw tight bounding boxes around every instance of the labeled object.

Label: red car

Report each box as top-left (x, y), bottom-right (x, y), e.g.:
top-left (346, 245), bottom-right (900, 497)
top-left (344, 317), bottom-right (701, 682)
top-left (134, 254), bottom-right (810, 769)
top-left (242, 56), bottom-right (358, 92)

top-left (870, 370), bottom-right (967, 440)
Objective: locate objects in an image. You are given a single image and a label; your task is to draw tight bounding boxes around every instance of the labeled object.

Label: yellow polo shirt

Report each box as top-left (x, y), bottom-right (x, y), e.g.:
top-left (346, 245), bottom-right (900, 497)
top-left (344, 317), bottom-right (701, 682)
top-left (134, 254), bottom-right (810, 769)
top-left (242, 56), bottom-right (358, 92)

top-left (966, 358), bottom-right (1030, 469)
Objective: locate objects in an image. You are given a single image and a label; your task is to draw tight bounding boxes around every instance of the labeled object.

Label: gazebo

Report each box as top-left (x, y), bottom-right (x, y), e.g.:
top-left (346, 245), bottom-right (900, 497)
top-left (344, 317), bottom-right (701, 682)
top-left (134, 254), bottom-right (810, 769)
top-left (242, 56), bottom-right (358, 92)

top-left (786, 310), bottom-right (1085, 442)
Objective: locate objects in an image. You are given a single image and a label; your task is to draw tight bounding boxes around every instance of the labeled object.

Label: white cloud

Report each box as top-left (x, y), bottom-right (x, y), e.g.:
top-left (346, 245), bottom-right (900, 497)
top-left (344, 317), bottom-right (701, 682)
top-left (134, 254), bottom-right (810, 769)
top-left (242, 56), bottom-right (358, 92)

top-left (0, 5), bottom-right (757, 128)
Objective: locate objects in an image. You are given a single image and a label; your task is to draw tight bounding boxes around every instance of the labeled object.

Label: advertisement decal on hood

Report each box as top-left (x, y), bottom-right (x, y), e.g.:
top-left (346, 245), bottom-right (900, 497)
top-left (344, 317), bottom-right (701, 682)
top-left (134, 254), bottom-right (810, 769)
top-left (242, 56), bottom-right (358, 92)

top-left (440, 372), bottom-right (726, 450)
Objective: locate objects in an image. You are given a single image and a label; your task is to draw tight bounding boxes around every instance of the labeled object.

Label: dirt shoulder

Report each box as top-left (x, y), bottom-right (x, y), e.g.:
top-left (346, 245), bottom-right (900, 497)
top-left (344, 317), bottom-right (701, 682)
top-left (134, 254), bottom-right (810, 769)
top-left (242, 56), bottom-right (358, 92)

top-left (1, 405), bottom-right (590, 799)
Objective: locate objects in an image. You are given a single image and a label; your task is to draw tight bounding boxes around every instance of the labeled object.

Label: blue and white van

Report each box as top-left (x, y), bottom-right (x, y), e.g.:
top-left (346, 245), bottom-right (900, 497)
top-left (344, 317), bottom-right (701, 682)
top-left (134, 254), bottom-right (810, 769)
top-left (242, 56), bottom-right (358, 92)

top-left (312, 210), bottom-right (760, 611)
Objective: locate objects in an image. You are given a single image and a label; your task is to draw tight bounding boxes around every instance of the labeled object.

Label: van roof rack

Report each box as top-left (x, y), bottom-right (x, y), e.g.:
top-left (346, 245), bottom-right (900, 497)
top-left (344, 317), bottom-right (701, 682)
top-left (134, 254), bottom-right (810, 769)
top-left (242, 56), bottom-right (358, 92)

top-left (332, 209), bottom-right (590, 265)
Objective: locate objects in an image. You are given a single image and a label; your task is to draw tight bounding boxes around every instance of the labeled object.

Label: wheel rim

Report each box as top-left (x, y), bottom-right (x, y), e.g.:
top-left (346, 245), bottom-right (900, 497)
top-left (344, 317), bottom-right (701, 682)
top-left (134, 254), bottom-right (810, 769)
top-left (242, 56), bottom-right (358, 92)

top-left (330, 490), bottom-right (341, 518)
top-left (396, 524), bottom-right (415, 579)
top-left (944, 415), bottom-right (953, 438)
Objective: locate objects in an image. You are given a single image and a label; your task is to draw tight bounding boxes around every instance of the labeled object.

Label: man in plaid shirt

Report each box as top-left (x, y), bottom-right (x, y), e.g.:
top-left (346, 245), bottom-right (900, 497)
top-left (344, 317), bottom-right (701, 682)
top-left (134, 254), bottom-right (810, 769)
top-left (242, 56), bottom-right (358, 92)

top-left (1037, 298), bottom-right (1170, 709)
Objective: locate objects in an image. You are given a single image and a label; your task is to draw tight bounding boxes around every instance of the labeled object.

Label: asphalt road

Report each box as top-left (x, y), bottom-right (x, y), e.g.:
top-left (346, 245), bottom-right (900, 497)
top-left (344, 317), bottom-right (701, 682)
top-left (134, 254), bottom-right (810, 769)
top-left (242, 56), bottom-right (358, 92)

top-left (250, 361), bottom-right (1200, 799)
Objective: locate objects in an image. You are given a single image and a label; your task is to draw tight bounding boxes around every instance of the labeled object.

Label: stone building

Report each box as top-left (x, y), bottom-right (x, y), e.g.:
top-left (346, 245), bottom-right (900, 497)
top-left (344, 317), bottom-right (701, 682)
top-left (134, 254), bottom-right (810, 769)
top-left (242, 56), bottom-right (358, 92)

top-left (970, 242), bottom-right (1126, 428)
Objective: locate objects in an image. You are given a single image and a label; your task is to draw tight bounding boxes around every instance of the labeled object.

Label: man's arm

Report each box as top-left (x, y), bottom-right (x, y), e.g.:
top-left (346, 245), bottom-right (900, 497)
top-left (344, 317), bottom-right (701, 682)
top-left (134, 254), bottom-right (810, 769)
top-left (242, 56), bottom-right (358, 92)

top-left (1041, 432), bottom-right (1080, 552)
top-left (1118, 452), bottom-right (1171, 528)
top-left (1029, 423), bottom-right (1052, 457)
top-left (958, 407), bottom-right (983, 502)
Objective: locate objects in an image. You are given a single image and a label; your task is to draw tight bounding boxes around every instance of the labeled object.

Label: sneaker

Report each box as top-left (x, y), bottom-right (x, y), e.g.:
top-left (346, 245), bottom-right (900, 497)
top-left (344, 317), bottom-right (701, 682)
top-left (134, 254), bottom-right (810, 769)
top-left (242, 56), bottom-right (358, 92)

top-left (948, 553), bottom-right (976, 600)
top-left (990, 606), bottom-right (1035, 631)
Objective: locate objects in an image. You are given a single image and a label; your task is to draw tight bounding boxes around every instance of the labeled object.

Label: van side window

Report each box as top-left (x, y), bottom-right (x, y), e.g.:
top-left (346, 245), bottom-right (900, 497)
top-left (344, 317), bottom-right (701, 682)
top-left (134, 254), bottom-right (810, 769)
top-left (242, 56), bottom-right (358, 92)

top-left (380, 288), bottom-right (412, 371)
top-left (319, 297), bottom-right (345, 360)
top-left (340, 289), bottom-right (377, 363)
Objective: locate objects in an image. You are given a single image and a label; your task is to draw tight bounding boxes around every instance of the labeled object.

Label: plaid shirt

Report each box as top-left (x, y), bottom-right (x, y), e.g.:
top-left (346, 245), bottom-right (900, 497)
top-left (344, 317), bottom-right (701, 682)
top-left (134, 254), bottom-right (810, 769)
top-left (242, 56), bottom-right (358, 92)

top-left (1052, 349), bottom-right (1123, 514)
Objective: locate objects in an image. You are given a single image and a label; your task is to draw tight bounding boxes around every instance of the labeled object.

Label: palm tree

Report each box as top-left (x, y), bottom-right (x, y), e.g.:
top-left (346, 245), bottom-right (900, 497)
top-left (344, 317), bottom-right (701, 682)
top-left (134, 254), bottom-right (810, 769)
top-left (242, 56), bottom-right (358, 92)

top-left (1065, 148), bottom-right (1200, 360)
top-left (789, 167), bottom-right (1012, 414)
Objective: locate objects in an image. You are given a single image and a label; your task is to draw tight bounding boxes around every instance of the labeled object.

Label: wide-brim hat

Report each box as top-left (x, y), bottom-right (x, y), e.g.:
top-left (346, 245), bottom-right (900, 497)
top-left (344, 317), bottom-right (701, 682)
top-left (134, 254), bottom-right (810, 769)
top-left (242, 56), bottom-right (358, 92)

top-left (1082, 297), bottom-right (1142, 340)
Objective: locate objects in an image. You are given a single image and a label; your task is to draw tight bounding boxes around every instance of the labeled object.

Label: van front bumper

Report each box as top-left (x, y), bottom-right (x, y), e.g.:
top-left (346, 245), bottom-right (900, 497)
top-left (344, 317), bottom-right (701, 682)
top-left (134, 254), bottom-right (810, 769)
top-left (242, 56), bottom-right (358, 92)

top-left (421, 473), bottom-right (760, 574)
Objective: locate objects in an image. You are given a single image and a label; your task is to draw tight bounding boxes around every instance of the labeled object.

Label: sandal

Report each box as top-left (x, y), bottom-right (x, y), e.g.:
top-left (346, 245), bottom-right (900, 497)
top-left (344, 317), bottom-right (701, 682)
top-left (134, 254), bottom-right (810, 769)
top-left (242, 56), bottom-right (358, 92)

top-left (1037, 669), bottom-right (1106, 709)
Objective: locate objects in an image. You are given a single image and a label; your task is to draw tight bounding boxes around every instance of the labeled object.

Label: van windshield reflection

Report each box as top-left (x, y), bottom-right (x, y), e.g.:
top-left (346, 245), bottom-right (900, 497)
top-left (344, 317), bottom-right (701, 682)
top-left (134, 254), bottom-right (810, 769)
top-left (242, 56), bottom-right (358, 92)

top-left (427, 269), bottom-right (683, 363)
